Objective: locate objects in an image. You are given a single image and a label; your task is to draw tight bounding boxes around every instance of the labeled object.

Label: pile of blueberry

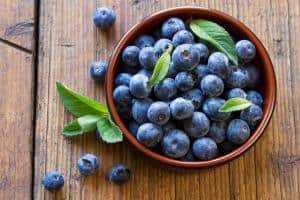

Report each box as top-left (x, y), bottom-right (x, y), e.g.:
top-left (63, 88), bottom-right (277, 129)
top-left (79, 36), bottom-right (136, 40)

top-left (113, 17), bottom-right (264, 161)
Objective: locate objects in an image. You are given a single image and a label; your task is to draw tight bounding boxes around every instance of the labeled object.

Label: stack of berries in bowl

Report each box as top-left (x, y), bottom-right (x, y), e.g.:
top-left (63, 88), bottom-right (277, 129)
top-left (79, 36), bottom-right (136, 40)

top-left (113, 17), bottom-right (263, 161)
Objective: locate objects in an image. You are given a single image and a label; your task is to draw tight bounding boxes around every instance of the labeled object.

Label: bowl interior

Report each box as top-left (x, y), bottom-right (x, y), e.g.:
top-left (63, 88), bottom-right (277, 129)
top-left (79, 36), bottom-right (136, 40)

top-left (106, 7), bottom-right (276, 167)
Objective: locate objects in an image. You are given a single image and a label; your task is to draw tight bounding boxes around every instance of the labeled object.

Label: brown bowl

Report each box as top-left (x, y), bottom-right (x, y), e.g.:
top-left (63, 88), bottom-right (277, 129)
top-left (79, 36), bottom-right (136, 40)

top-left (106, 7), bottom-right (276, 168)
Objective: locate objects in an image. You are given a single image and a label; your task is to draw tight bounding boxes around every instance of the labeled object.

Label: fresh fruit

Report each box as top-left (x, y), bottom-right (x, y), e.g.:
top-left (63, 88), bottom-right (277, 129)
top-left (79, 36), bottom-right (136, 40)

top-left (182, 88), bottom-right (204, 109)
top-left (170, 97), bottom-right (194, 120)
top-left (236, 40), bottom-right (256, 63)
top-left (93, 7), bottom-right (116, 30)
top-left (129, 74), bottom-right (151, 98)
top-left (77, 154), bottom-right (99, 176)
top-left (175, 71), bottom-right (196, 92)
top-left (114, 73), bottom-right (132, 86)
top-left (192, 137), bottom-right (218, 160)
top-left (147, 101), bottom-right (171, 125)
top-left (172, 30), bottom-right (194, 46)
top-left (90, 61), bottom-right (108, 81)
top-left (246, 90), bottom-right (263, 107)
top-left (153, 78), bottom-right (177, 100)
top-left (132, 98), bottom-right (152, 124)
top-left (200, 74), bottom-right (224, 97)
top-left (134, 35), bottom-right (155, 48)
top-left (109, 164), bottom-right (130, 184)
top-left (207, 122), bottom-right (227, 144)
top-left (225, 88), bottom-right (247, 99)
top-left (184, 112), bottom-right (210, 138)
top-left (240, 104), bottom-right (263, 128)
top-left (172, 44), bottom-right (200, 71)
top-left (139, 47), bottom-right (159, 70)
top-left (202, 98), bottom-right (231, 121)
top-left (161, 17), bottom-right (186, 38)
top-left (154, 39), bottom-right (173, 55)
top-left (137, 123), bottom-right (163, 147)
top-left (226, 68), bottom-right (249, 88)
top-left (193, 43), bottom-right (209, 63)
top-left (122, 46), bottom-right (140, 67)
top-left (227, 119), bottom-right (250, 144)
top-left (42, 171), bottom-right (64, 192)
top-left (207, 52), bottom-right (230, 79)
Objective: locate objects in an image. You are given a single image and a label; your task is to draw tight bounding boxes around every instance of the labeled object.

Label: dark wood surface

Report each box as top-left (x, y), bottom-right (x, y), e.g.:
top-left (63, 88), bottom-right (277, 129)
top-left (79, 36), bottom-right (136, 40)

top-left (0, 0), bottom-right (299, 199)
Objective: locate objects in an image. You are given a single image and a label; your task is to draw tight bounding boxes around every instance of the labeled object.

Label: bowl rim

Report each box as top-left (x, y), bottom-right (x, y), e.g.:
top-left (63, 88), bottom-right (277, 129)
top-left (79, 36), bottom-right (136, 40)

top-left (106, 6), bottom-right (276, 168)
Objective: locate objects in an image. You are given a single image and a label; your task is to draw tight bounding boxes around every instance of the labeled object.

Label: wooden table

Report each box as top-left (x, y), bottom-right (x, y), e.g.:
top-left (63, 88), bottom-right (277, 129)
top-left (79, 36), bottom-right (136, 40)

top-left (1, 0), bottom-right (299, 199)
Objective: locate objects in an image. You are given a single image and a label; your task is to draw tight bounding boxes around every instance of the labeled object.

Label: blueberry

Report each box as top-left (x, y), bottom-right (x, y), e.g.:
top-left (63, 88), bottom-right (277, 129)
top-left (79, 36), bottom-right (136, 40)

top-left (240, 104), bottom-right (263, 127)
top-left (162, 121), bottom-right (176, 133)
top-left (93, 7), bottom-right (116, 30)
top-left (170, 97), bottom-right (194, 120)
top-left (147, 101), bottom-right (171, 125)
top-left (154, 78), bottom-right (177, 100)
top-left (172, 30), bottom-right (194, 46)
top-left (129, 121), bottom-right (139, 136)
top-left (236, 40), bottom-right (256, 63)
top-left (109, 164), bottom-right (130, 184)
top-left (113, 85), bottom-right (132, 105)
top-left (246, 90), bottom-right (263, 107)
top-left (175, 71), bottom-right (196, 92)
top-left (129, 74), bottom-right (151, 98)
top-left (42, 171), bottom-right (64, 192)
top-left (132, 98), bottom-right (152, 124)
top-left (207, 122), bottom-right (227, 144)
top-left (202, 98), bottom-right (231, 121)
top-left (167, 62), bottom-right (178, 78)
top-left (122, 46), bottom-right (140, 67)
top-left (134, 35), bottom-right (155, 48)
top-left (227, 119), bottom-right (250, 145)
top-left (90, 61), bottom-right (108, 81)
top-left (179, 150), bottom-right (196, 161)
top-left (193, 64), bottom-right (211, 83)
top-left (114, 73), bottom-right (132, 86)
top-left (137, 123), bottom-right (163, 147)
top-left (201, 74), bottom-right (224, 97)
top-left (161, 129), bottom-right (190, 158)
top-left (139, 47), bottom-right (159, 70)
top-left (172, 44), bottom-right (200, 71)
top-left (184, 112), bottom-right (210, 138)
top-left (207, 52), bottom-right (230, 79)
top-left (137, 69), bottom-right (152, 78)
top-left (182, 89), bottom-right (204, 109)
top-left (219, 140), bottom-right (237, 154)
top-left (154, 39), bottom-right (173, 55)
top-left (225, 88), bottom-right (247, 99)
top-left (243, 64), bottom-right (261, 88)
top-left (193, 43), bottom-right (209, 63)
top-left (226, 68), bottom-right (249, 88)
top-left (192, 137), bottom-right (219, 160)
top-left (77, 154), bottom-right (99, 176)
top-left (161, 17), bottom-right (186, 39)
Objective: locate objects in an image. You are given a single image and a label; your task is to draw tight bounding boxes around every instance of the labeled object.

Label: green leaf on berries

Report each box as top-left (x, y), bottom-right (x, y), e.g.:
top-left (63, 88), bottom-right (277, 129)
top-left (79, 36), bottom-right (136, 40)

top-left (219, 98), bottom-right (253, 112)
top-left (96, 116), bottom-right (123, 143)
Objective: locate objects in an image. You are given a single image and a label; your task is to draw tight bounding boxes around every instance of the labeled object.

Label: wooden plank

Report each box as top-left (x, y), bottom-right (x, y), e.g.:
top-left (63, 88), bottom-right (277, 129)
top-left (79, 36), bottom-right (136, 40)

top-left (0, 43), bottom-right (33, 199)
top-left (0, 0), bottom-right (34, 50)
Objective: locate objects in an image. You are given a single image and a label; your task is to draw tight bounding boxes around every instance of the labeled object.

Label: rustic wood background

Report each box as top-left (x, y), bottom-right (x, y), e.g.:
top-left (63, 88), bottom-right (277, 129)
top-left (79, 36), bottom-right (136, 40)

top-left (0, 0), bottom-right (299, 199)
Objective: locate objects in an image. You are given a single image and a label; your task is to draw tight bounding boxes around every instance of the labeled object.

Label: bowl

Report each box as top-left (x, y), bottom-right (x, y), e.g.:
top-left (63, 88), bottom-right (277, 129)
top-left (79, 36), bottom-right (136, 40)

top-left (106, 7), bottom-right (276, 168)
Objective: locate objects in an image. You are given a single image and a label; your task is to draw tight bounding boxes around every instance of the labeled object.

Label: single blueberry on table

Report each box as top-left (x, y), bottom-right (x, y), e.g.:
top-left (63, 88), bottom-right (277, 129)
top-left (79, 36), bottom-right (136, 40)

top-left (77, 154), bottom-right (99, 176)
top-left (179, 150), bottom-right (196, 161)
top-left (161, 17), bottom-right (186, 39)
top-left (201, 74), bottom-right (224, 97)
top-left (93, 7), bottom-right (116, 30)
top-left (113, 85), bottom-right (132, 105)
top-left (90, 61), bottom-right (108, 81)
top-left (161, 129), bottom-right (190, 158)
top-left (193, 64), bottom-right (211, 84)
top-left (227, 119), bottom-right (250, 145)
top-left (170, 97), bottom-right (194, 120)
top-left (182, 89), bottom-right (204, 110)
top-left (184, 112), bottom-right (210, 138)
top-left (42, 171), bottom-right (64, 192)
top-left (154, 78), bottom-right (177, 101)
top-left (192, 137), bottom-right (219, 161)
top-left (207, 122), bottom-right (227, 144)
top-left (202, 98), bottom-right (231, 121)
top-left (139, 47), bottom-right (159, 70)
top-left (122, 46), bottom-right (140, 67)
top-left (134, 34), bottom-right (155, 49)
top-left (129, 74), bottom-right (151, 99)
top-left (109, 164), bottom-right (130, 184)
top-left (129, 121), bottom-right (139, 136)
top-left (240, 104), bottom-right (263, 127)
top-left (154, 39), bottom-right (173, 55)
top-left (226, 68), bottom-right (249, 88)
top-left (225, 88), bottom-right (247, 99)
top-left (147, 101), bottom-right (171, 125)
top-left (132, 98), bottom-right (152, 124)
top-left (193, 43), bottom-right (209, 63)
top-left (175, 71), bottom-right (196, 92)
top-left (172, 30), bottom-right (194, 46)
top-left (137, 69), bottom-right (152, 78)
top-left (243, 64), bottom-right (261, 88)
top-left (162, 120), bottom-right (176, 133)
top-left (207, 52), bottom-right (230, 79)
top-left (114, 73), bottom-right (132, 86)
top-left (137, 123), bottom-right (163, 147)
top-left (246, 90), bottom-right (263, 107)
top-left (172, 44), bottom-right (200, 71)
top-left (236, 40), bottom-right (256, 63)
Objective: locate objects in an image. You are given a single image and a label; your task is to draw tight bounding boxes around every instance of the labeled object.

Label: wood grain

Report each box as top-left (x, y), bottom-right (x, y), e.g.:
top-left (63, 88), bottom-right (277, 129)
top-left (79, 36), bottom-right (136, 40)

top-left (0, 43), bottom-right (34, 199)
top-left (33, 0), bottom-right (300, 199)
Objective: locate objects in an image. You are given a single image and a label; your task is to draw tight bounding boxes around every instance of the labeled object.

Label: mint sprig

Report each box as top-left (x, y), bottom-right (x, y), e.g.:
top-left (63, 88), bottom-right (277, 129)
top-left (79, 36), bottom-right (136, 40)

top-left (56, 82), bottom-right (122, 143)
top-left (219, 98), bottom-right (253, 112)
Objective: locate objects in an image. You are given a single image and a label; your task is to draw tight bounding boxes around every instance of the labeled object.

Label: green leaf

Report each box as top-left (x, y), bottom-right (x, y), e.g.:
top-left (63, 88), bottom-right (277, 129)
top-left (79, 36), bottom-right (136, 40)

top-left (63, 115), bottom-right (102, 136)
top-left (149, 45), bottom-right (173, 87)
top-left (189, 19), bottom-right (238, 65)
top-left (96, 116), bottom-right (123, 143)
top-left (219, 98), bottom-right (253, 112)
top-left (56, 82), bottom-right (109, 117)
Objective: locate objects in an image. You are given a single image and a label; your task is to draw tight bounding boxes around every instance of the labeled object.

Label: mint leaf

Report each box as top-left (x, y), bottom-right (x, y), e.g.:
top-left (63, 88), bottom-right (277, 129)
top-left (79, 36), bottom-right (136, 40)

top-left (63, 115), bottom-right (102, 136)
top-left (56, 82), bottom-right (109, 117)
top-left (96, 116), bottom-right (123, 143)
top-left (149, 45), bottom-right (173, 87)
top-left (219, 98), bottom-right (252, 112)
top-left (190, 19), bottom-right (238, 65)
